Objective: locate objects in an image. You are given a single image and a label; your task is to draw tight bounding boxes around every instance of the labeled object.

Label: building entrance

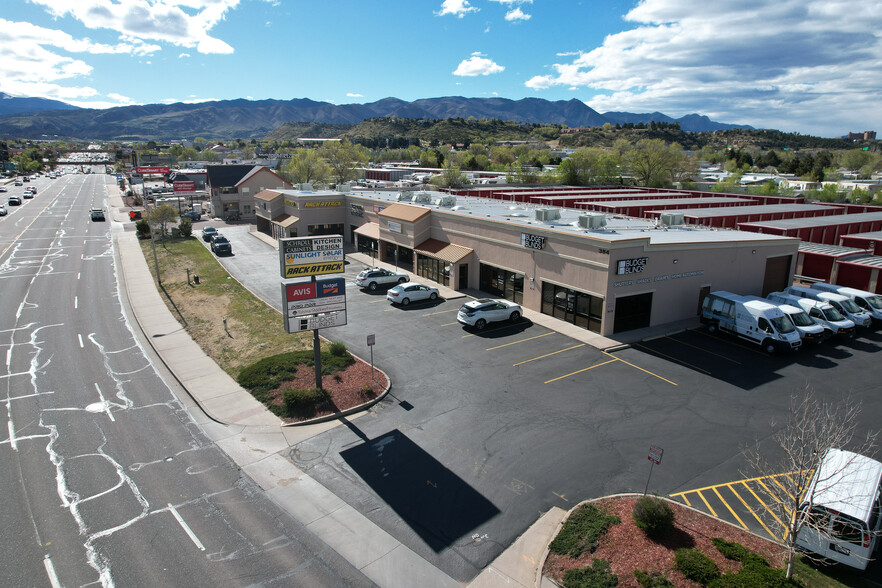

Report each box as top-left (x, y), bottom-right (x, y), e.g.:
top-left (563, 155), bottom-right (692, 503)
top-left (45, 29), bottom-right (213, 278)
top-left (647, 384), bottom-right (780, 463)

top-left (479, 264), bottom-right (523, 304)
top-left (613, 292), bottom-right (653, 333)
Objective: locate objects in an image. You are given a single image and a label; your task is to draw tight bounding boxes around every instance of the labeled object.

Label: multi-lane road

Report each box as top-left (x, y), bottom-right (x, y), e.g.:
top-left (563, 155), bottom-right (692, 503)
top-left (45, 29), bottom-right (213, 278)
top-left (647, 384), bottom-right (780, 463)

top-left (0, 172), bottom-right (374, 587)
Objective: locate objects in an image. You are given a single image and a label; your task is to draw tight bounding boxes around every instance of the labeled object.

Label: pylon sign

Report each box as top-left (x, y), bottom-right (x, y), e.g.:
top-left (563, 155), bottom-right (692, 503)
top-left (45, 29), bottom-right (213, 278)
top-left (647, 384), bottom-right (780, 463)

top-left (279, 236), bottom-right (343, 279)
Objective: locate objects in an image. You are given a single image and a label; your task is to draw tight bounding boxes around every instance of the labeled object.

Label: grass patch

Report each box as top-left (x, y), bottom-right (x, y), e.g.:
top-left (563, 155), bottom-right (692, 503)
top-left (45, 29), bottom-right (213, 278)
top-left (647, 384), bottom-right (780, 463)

top-left (549, 503), bottom-right (621, 558)
top-left (792, 555), bottom-right (876, 588)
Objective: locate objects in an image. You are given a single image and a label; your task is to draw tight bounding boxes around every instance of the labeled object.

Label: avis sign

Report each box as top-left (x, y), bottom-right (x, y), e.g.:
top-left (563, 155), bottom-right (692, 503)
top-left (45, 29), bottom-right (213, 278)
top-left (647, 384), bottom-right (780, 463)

top-left (281, 277), bottom-right (347, 333)
top-left (279, 236), bottom-right (344, 278)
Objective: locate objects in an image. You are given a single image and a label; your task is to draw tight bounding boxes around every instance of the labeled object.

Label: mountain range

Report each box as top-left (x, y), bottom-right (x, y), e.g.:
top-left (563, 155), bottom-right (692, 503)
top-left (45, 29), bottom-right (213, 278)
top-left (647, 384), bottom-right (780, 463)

top-left (0, 94), bottom-right (753, 141)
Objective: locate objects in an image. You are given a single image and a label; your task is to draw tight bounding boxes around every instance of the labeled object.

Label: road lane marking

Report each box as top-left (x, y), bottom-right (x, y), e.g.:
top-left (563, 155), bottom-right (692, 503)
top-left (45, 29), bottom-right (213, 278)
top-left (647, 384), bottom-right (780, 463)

top-left (168, 503), bottom-right (206, 551)
top-left (727, 483), bottom-right (773, 538)
top-left (74, 296), bottom-right (78, 309)
top-left (93, 383), bottom-right (114, 422)
top-left (544, 359), bottom-right (617, 384)
top-left (513, 344), bottom-right (586, 366)
top-left (740, 481), bottom-right (786, 533)
top-left (441, 321), bottom-right (459, 326)
top-left (601, 351), bottom-right (678, 386)
top-left (634, 343), bottom-right (711, 375)
top-left (487, 332), bottom-right (554, 350)
top-left (43, 555), bottom-right (62, 588)
top-left (697, 491), bottom-right (717, 517)
top-left (78, 334), bottom-right (84, 348)
top-left (713, 486), bottom-right (747, 529)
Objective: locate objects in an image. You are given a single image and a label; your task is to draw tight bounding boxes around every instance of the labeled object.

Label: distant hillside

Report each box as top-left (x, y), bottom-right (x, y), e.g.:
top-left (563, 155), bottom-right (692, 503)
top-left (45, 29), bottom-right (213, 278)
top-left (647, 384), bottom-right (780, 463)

top-left (0, 92), bottom-right (80, 116)
top-left (0, 95), bottom-right (751, 141)
top-left (602, 111), bottom-right (751, 132)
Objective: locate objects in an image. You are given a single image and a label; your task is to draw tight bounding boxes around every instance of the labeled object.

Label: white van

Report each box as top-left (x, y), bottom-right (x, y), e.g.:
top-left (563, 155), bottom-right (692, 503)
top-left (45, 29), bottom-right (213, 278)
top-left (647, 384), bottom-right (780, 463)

top-left (700, 291), bottom-right (802, 353)
top-left (767, 292), bottom-right (855, 339)
top-left (785, 285), bottom-right (873, 329)
top-left (811, 283), bottom-right (882, 325)
top-left (795, 448), bottom-right (882, 570)
top-left (744, 296), bottom-right (825, 344)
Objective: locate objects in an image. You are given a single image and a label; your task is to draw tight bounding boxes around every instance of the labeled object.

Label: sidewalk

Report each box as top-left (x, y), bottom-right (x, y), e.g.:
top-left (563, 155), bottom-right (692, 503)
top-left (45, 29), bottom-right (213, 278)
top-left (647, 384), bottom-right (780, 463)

top-left (114, 204), bottom-right (694, 587)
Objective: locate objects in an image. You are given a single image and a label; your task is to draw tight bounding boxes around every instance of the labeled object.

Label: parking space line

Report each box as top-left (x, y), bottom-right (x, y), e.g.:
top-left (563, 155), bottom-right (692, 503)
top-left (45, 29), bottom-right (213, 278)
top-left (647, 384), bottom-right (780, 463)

top-left (487, 332), bottom-right (555, 350)
top-left (544, 359), bottom-right (617, 384)
top-left (633, 343), bottom-right (712, 375)
top-left (727, 483), bottom-right (774, 538)
top-left (713, 487), bottom-right (747, 529)
top-left (513, 344), bottom-right (586, 367)
top-left (461, 323), bottom-right (522, 338)
top-left (740, 481), bottom-right (786, 534)
top-left (601, 351), bottom-right (678, 386)
top-left (665, 336), bottom-right (742, 364)
top-left (440, 321), bottom-right (459, 326)
top-left (697, 491), bottom-right (717, 518)
top-left (691, 329), bottom-right (768, 357)
top-left (423, 308), bottom-right (458, 316)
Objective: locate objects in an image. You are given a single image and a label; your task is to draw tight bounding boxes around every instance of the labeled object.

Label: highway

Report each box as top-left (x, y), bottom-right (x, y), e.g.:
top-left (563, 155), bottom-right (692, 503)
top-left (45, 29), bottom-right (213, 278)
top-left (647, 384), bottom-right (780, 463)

top-left (0, 171), bottom-right (374, 587)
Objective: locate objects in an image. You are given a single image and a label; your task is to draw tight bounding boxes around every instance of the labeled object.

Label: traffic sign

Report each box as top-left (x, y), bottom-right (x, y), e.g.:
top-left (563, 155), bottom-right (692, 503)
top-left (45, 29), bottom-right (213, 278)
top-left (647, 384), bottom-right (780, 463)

top-left (648, 445), bottom-right (663, 465)
top-left (367, 334), bottom-right (375, 346)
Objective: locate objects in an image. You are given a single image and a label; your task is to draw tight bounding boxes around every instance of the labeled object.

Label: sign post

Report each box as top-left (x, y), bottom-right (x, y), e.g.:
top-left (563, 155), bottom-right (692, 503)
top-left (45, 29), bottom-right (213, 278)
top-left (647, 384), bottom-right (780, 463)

top-left (367, 334), bottom-right (376, 380)
top-left (645, 445), bottom-right (663, 495)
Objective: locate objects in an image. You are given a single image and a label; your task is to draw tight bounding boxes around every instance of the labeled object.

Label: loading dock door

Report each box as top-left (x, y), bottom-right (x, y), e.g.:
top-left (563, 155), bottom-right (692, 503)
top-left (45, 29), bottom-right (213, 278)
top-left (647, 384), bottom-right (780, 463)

top-left (762, 255), bottom-right (792, 296)
top-left (614, 292), bottom-right (653, 333)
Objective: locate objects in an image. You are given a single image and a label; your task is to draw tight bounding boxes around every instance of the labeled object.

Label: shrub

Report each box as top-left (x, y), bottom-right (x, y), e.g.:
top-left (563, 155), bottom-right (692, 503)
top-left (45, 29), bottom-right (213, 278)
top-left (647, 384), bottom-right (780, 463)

top-left (633, 496), bottom-right (675, 539)
top-left (136, 219), bottom-right (151, 239)
top-left (283, 387), bottom-right (328, 409)
top-left (675, 548), bottom-right (720, 585)
top-left (549, 504), bottom-right (621, 558)
top-left (237, 352), bottom-right (306, 396)
top-left (361, 383), bottom-right (374, 395)
top-left (329, 342), bottom-right (347, 357)
top-left (563, 559), bottom-right (618, 588)
top-left (634, 570), bottom-right (674, 587)
top-left (711, 538), bottom-right (767, 567)
top-left (179, 217), bottom-right (192, 237)
top-left (709, 560), bottom-right (800, 587)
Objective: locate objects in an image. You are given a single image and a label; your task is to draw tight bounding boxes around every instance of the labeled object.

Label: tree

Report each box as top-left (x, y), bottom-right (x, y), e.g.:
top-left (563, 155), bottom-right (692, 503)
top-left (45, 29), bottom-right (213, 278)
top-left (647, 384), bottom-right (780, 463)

top-left (624, 139), bottom-right (683, 187)
top-left (148, 204), bottom-right (178, 238)
top-left (432, 165), bottom-right (468, 188)
top-left (178, 217), bottom-right (193, 238)
top-left (282, 149), bottom-right (331, 186)
top-left (320, 139), bottom-right (368, 185)
top-left (742, 390), bottom-right (877, 579)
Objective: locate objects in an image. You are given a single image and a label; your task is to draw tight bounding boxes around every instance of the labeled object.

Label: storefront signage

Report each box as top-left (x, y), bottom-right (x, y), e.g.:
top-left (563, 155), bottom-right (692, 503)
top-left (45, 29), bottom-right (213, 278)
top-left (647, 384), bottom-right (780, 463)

top-left (616, 257), bottom-right (648, 275)
top-left (279, 236), bottom-right (343, 278)
top-left (284, 198), bottom-right (298, 208)
top-left (282, 278), bottom-right (347, 332)
top-left (350, 204), bottom-right (364, 217)
top-left (255, 151), bottom-right (292, 159)
top-left (614, 269), bottom-right (705, 288)
top-left (599, 248), bottom-right (610, 255)
top-left (134, 166), bottom-right (169, 175)
top-left (286, 311), bottom-right (347, 332)
top-left (173, 181), bottom-right (196, 194)
top-left (521, 233), bottom-right (546, 250)
top-left (303, 201), bottom-right (343, 208)
top-left (387, 221), bottom-right (402, 233)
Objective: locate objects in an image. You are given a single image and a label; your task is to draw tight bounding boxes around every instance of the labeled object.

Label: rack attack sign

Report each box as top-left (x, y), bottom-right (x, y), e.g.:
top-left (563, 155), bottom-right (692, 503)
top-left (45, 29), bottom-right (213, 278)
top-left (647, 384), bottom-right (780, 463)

top-left (279, 236), bottom-right (344, 279)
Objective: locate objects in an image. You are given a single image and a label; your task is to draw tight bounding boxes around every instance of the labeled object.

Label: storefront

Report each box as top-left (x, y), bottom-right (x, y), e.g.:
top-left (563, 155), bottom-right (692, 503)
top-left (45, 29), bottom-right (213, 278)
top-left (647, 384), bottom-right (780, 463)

top-left (541, 282), bottom-right (604, 333)
top-left (480, 264), bottom-right (524, 304)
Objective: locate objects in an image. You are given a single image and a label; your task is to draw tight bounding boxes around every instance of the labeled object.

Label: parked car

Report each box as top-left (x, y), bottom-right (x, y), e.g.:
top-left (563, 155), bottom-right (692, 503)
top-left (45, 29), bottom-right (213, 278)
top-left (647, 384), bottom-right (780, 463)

top-left (355, 268), bottom-right (408, 291)
top-left (457, 298), bottom-right (522, 330)
top-left (181, 210), bottom-right (201, 221)
top-left (201, 226), bottom-right (218, 242)
top-left (210, 235), bottom-right (232, 255)
top-left (90, 208), bottom-right (105, 221)
top-left (8, 195), bottom-right (22, 206)
top-left (0, 204), bottom-right (7, 216)
top-left (386, 282), bottom-right (439, 306)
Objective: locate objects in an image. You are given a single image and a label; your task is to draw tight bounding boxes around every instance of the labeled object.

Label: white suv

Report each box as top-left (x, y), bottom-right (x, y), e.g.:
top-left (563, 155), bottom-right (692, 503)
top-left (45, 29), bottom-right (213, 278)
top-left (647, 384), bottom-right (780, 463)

top-left (457, 298), bottom-right (522, 330)
top-left (355, 268), bottom-right (408, 291)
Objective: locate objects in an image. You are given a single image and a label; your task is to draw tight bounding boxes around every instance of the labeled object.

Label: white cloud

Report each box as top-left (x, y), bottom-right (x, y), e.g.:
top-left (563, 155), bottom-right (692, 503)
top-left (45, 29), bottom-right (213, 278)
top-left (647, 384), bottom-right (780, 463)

top-left (435, 0), bottom-right (479, 18)
top-left (524, 0), bottom-right (882, 135)
top-left (453, 53), bottom-right (505, 76)
top-left (27, 0), bottom-right (238, 54)
top-left (489, 0), bottom-right (532, 4)
top-left (178, 52), bottom-right (190, 58)
top-left (504, 8), bottom-right (531, 21)
top-left (346, 93), bottom-right (364, 98)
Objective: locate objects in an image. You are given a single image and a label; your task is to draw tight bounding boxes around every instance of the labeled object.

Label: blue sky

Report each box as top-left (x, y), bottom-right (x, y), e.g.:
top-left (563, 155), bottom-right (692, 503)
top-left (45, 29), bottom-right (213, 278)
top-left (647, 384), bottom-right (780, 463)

top-left (1, 0), bottom-right (880, 137)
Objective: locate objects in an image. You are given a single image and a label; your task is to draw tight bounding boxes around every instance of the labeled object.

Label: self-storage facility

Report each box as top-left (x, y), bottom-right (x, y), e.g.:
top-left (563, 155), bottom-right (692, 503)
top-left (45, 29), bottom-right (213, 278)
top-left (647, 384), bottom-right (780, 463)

top-left (255, 187), bottom-right (800, 337)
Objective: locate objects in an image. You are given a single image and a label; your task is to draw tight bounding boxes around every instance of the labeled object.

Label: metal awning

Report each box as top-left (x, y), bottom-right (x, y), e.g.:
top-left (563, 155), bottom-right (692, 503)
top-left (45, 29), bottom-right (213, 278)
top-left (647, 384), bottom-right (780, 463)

top-left (354, 222), bottom-right (380, 240)
top-left (414, 238), bottom-right (473, 263)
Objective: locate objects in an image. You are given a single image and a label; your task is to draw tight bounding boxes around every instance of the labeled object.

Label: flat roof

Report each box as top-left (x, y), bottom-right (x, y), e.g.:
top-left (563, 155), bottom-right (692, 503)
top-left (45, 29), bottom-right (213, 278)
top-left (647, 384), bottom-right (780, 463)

top-left (841, 230), bottom-right (882, 240)
top-left (587, 197), bottom-right (754, 208)
top-left (344, 188), bottom-right (796, 246)
top-left (739, 211), bottom-right (882, 229)
top-left (650, 203), bottom-right (841, 218)
top-left (798, 242), bottom-right (868, 256)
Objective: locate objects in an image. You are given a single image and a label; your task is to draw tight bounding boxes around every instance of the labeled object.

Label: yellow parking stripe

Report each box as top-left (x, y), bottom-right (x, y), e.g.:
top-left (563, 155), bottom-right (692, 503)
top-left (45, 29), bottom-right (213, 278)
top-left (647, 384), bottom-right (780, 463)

top-left (713, 487), bottom-right (747, 529)
top-left (423, 308), bottom-right (458, 316)
top-left (666, 336), bottom-right (742, 364)
top-left (697, 491), bottom-right (717, 518)
top-left (513, 344), bottom-right (586, 367)
top-left (487, 332), bottom-right (555, 351)
top-left (601, 351), bottom-right (678, 386)
top-left (634, 343), bottom-right (712, 375)
top-left (741, 481), bottom-right (786, 533)
top-left (461, 324), bottom-right (520, 338)
top-left (727, 483), bottom-right (775, 539)
top-left (680, 494), bottom-right (692, 507)
top-left (544, 359), bottom-right (617, 384)
top-left (441, 321), bottom-right (459, 326)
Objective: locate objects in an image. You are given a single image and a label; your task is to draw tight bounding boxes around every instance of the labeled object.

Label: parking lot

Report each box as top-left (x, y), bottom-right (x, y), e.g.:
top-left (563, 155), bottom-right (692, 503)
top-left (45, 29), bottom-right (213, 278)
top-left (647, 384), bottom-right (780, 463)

top-left (205, 224), bottom-right (882, 583)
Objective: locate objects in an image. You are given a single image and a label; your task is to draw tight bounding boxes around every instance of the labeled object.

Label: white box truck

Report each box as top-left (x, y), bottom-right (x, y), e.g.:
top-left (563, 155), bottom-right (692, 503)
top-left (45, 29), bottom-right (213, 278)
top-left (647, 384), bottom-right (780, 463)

top-left (785, 285), bottom-right (873, 329)
top-left (700, 291), bottom-right (802, 353)
top-left (795, 448), bottom-right (882, 570)
top-left (745, 296), bottom-right (825, 344)
top-left (811, 283), bottom-right (882, 325)
top-left (767, 292), bottom-right (855, 339)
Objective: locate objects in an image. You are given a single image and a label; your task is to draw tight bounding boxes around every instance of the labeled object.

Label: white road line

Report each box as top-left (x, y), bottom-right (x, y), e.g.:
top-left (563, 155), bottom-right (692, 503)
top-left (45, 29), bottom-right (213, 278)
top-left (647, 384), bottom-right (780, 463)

top-left (78, 334), bottom-right (84, 348)
top-left (74, 296), bottom-right (78, 309)
top-left (43, 555), bottom-right (62, 588)
top-left (167, 503), bottom-right (206, 551)
top-left (93, 382), bottom-right (114, 422)
top-left (7, 420), bottom-right (17, 451)
top-left (77, 272), bottom-right (80, 280)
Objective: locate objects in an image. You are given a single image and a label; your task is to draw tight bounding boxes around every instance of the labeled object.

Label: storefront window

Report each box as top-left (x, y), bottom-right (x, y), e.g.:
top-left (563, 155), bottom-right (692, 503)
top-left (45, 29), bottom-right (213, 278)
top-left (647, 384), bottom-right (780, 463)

top-left (416, 255), bottom-right (450, 286)
top-left (542, 282), bottom-right (603, 334)
top-left (480, 264), bottom-right (524, 304)
top-left (308, 223), bottom-right (344, 236)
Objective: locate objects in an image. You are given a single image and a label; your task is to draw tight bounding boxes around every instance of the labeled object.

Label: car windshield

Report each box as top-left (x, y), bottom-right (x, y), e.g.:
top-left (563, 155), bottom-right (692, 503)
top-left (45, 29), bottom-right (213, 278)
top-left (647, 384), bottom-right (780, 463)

top-left (823, 306), bottom-right (845, 321)
top-left (214, 237), bottom-right (228, 243)
top-left (771, 316), bottom-right (795, 334)
top-left (789, 311), bottom-right (814, 327)
top-left (839, 298), bottom-right (861, 313)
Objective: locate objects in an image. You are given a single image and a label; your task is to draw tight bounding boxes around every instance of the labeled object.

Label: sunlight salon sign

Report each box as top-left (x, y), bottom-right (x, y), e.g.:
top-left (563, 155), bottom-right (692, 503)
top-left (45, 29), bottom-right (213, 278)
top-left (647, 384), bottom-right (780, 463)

top-left (278, 236), bottom-right (344, 279)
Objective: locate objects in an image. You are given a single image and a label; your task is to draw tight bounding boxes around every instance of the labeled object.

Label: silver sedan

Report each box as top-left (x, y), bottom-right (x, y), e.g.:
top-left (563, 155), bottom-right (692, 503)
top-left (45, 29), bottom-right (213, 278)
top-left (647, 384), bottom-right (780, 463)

top-left (386, 282), bottom-right (440, 306)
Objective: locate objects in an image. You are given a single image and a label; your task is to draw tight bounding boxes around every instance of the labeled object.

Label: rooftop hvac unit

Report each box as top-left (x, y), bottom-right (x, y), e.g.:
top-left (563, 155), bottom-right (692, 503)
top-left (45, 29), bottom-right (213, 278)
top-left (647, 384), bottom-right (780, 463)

top-left (578, 214), bottom-right (607, 229)
top-left (413, 192), bottom-right (433, 203)
top-left (297, 183), bottom-right (314, 191)
top-left (535, 208), bottom-right (561, 222)
top-left (397, 192), bottom-right (413, 201)
top-left (437, 195), bottom-right (457, 207)
top-left (659, 213), bottom-right (685, 226)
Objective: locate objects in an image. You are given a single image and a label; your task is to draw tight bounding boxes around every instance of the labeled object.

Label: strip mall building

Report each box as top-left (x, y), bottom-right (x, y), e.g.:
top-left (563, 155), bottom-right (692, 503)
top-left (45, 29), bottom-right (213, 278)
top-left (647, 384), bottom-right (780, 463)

top-left (254, 187), bottom-right (800, 336)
